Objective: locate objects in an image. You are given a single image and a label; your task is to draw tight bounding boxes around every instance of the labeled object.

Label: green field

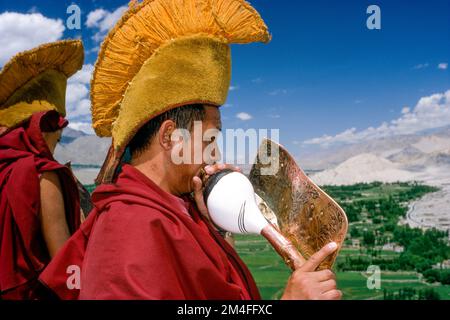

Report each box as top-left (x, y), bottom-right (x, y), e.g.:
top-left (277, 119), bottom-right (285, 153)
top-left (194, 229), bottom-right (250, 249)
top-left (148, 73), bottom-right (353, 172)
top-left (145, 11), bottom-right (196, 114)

top-left (83, 181), bottom-right (450, 300)
top-left (234, 235), bottom-right (291, 299)
top-left (235, 234), bottom-right (450, 300)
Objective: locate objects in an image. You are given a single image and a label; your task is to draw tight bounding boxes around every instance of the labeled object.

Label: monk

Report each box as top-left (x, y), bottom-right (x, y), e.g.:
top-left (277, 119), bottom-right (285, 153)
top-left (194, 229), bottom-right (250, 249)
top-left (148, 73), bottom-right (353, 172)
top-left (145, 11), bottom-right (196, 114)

top-left (0, 112), bottom-right (82, 300)
top-left (0, 40), bottom-right (83, 299)
top-left (82, 104), bottom-right (342, 299)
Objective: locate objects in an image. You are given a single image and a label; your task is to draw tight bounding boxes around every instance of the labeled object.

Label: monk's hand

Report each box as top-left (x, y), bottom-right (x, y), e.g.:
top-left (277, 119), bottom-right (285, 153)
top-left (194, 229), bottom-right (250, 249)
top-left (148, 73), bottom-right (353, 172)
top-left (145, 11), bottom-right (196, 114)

top-left (281, 242), bottom-right (342, 300)
top-left (192, 163), bottom-right (241, 222)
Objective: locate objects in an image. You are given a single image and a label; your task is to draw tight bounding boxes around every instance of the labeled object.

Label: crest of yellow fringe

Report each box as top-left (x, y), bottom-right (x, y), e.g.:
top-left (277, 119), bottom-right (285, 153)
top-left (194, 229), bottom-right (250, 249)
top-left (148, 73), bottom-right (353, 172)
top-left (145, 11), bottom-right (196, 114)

top-left (91, 0), bottom-right (271, 137)
top-left (0, 40), bottom-right (84, 108)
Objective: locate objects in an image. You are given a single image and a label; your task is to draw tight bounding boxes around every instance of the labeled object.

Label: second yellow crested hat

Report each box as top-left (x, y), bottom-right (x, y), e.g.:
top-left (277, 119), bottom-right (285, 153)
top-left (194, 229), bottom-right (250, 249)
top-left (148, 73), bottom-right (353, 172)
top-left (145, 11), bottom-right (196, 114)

top-left (91, 0), bottom-right (270, 183)
top-left (0, 40), bottom-right (84, 129)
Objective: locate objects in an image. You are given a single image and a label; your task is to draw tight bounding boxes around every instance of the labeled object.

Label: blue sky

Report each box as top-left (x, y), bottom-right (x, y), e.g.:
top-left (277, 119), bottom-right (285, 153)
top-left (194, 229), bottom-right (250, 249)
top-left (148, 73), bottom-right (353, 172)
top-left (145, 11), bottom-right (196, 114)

top-left (0, 0), bottom-right (449, 158)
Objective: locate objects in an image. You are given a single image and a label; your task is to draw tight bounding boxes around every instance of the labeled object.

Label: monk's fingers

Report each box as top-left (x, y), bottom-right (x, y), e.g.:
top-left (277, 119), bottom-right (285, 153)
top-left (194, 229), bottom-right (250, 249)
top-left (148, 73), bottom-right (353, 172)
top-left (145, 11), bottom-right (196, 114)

top-left (313, 269), bottom-right (336, 282)
top-left (204, 163), bottom-right (223, 175)
top-left (221, 163), bottom-right (241, 172)
top-left (319, 279), bottom-right (337, 293)
top-left (320, 289), bottom-right (342, 300)
top-left (204, 163), bottom-right (241, 175)
top-left (192, 176), bottom-right (209, 218)
top-left (301, 242), bottom-right (338, 272)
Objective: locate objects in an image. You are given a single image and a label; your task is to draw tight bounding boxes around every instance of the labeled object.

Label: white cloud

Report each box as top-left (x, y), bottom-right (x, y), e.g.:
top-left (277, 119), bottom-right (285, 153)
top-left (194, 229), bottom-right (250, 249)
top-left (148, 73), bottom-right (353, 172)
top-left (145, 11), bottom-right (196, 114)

top-left (69, 63), bottom-right (94, 84)
top-left (87, 46), bottom-right (100, 54)
top-left (85, 9), bottom-right (107, 28)
top-left (438, 63), bottom-right (448, 70)
top-left (86, 6), bottom-right (127, 43)
top-left (413, 63), bottom-right (429, 70)
top-left (304, 89), bottom-right (450, 147)
top-left (99, 6), bottom-right (127, 32)
top-left (67, 99), bottom-right (91, 118)
top-left (229, 85), bottom-right (239, 91)
top-left (236, 112), bottom-right (253, 121)
top-left (66, 83), bottom-right (89, 105)
top-left (401, 106), bottom-right (410, 114)
top-left (68, 122), bottom-right (95, 135)
top-left (28, 6), bottom-right (39, 14)
top-left (252, 77), bottom-right (263, 84)
top-left (66, 64), bottom-right (94, 121)
top-left (269, 89), bottom-right (288, 96)
top-left (0, 12), bottom-right (64, 66)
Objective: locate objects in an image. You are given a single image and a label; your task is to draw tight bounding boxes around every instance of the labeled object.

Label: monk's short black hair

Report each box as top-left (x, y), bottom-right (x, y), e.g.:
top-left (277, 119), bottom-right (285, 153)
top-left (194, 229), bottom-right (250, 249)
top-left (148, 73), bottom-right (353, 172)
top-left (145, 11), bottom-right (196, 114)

top-left (128, 104), bottom-right (206, 158)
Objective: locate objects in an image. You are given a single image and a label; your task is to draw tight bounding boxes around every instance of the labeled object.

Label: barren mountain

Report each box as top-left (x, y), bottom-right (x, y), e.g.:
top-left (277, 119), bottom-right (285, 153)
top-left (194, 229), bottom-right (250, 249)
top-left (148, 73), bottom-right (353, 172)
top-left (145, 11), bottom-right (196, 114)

top-left (311, 153), bottom-right (417, 186)
top-left (55, 134), bottom-right (111, 166)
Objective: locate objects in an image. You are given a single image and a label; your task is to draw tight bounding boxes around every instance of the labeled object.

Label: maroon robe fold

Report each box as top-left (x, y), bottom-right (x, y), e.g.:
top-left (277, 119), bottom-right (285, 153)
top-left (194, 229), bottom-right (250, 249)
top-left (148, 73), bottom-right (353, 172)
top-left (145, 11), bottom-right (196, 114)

top-left (0, 111), bottom-right (81, 299)
top-left (40, 164), bottom-right (260, 300)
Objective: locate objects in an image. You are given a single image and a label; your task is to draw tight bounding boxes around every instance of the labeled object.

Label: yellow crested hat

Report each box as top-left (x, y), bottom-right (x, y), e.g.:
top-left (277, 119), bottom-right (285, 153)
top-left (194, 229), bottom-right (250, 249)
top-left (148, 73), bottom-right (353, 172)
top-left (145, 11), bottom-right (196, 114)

top-left (0, 40), bottom-right (84, 129)
top-left (91, 0), bottom-right (270, 183)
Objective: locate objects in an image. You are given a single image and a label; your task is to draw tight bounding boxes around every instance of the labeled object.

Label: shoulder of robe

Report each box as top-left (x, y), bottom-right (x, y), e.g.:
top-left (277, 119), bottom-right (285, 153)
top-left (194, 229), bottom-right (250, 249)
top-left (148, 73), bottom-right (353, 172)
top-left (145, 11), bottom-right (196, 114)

top-left (96, 200), bottom-right (182, 231)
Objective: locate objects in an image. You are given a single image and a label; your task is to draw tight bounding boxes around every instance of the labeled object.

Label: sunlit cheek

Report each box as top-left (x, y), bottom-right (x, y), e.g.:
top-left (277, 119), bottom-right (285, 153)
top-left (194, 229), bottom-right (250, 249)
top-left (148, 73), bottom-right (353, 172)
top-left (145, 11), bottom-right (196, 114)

top-left (49, 140), bottom-right (57, 153)
top-left (170, 139), bottom-right (187, 164)
top-left (213, 142), bottom-right (222, 161)
top-left (203, 139), bottom-right (221, 164)
top-left (202, 141), bottom-right (211, 164)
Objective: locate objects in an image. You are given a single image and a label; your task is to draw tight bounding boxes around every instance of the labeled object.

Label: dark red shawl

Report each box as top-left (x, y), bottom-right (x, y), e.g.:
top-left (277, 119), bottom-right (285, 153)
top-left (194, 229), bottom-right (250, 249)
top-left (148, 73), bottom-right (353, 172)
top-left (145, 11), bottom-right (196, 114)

top-left (0, 111), bottom-right (80, 299)
top-left (40, 164), bottom-right (260, 300)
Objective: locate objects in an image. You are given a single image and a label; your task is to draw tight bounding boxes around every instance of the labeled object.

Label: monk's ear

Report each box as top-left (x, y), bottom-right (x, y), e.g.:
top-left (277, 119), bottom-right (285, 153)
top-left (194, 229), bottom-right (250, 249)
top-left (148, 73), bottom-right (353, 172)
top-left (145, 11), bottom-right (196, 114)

top-left (158, 119), bottom-right (176, 150)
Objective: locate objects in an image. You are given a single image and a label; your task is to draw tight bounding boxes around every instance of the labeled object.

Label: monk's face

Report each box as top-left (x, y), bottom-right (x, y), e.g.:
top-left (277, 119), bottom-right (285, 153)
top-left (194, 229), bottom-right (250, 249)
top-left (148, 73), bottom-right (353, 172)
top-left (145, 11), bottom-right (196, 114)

top-left (173, 105), bottom-right (222, 194)
top-left (42, 129), bottom-right (62, 154)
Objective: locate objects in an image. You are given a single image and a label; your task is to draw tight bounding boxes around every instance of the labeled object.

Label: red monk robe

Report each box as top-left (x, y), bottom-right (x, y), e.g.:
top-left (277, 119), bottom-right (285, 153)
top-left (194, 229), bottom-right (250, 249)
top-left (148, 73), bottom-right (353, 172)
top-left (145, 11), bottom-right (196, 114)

top-left (0, 111), bottom-right (81, 299)
top-left (40, 163), bottom-right (260, 300)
